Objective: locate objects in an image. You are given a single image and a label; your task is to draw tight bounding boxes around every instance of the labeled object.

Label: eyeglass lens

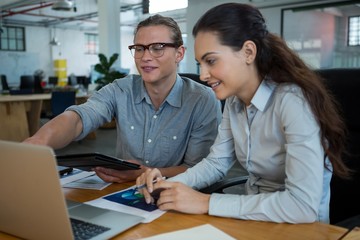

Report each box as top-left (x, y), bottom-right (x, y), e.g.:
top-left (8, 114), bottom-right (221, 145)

top-left (129, 43), bottom-right (173, 58)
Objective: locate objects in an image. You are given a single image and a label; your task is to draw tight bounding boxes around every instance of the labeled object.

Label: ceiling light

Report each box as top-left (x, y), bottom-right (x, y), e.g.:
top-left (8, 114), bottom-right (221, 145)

top-left (52, 0), bottom-right (74, 11)
top-left (50, 37), bottom-right (60, 46)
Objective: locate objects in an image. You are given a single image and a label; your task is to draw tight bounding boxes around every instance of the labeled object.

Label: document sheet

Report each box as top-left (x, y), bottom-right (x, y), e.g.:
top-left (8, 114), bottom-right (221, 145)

top-left (140, 224), bottom-right (236, 240)
top-left (86, 187), bottom-right (166, 223)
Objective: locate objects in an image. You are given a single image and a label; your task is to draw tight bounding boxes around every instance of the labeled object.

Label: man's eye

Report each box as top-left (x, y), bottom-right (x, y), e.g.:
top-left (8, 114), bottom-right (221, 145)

top-left (151, 44), bottom-right (164, 51)
top-left (134, 47), bottom-right (144, 52)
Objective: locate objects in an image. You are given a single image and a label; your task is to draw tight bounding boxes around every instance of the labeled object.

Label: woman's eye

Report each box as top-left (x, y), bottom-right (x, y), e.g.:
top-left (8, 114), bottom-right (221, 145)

top-left (206, 58), bottom-right (216, 65)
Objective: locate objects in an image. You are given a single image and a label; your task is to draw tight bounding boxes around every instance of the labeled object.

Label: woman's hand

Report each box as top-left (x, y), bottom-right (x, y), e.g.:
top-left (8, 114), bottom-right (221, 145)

top-left (154, 181), bottom-right (211, 214)
top-left (136, 168), bottom-right (163, 203)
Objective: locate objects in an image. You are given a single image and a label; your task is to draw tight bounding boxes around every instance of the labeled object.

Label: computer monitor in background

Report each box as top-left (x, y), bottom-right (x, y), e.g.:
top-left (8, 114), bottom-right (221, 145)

top-left (76, 75), bottom-right (90, 89)
top-left (48, 76), bottom-right (58, 86)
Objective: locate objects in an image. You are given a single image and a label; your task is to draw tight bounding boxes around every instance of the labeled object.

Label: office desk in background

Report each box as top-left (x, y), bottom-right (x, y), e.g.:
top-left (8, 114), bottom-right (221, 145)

top-left (0, 182), bottom-right (347, 240)
top-left (0, 93), bottom-right (89, 142)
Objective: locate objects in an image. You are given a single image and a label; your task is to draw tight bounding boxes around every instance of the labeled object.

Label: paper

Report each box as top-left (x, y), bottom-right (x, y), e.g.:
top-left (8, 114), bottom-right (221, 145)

top-left (86, 187), bottom-right (165, 223)
top-left (62, 174), bottom-right (111, 190)
top-left (140, 224), bottom-right (236, 240)
top-left (60, 168), bottom-right (95, 185)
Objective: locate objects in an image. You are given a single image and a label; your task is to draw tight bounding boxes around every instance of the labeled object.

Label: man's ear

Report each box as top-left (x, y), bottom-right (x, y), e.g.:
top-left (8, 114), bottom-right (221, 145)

top-left (243, 40), bottom-right (257, 64)
top-left (175, 45), bottom-right (185, 63)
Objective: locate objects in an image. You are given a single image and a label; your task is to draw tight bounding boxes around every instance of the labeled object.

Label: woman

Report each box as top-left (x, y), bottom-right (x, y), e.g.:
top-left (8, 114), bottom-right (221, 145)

top-left (137, 3), bottom-right (349, 223)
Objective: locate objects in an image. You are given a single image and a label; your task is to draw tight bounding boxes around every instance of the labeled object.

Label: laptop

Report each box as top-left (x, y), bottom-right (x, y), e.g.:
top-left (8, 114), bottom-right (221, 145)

top-left (0, 140), bottom-right (144, 240)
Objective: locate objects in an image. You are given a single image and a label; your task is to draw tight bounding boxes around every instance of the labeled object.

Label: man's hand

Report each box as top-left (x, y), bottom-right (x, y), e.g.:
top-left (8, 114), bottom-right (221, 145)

top-left (94, 159), bottom-right (149, 183)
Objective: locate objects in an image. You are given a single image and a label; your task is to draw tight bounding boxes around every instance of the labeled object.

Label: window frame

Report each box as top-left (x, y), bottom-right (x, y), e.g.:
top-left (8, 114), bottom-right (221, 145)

top-left (84, 33), bottom-right (99, 55)
top-left (0, 26), bottom-right (25, 51)
top-left (348, 15), bottom-right (360, 46)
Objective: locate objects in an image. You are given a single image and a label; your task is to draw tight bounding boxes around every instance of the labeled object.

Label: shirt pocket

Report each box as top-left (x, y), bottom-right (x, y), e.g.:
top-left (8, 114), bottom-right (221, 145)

top-left (158, 128), bottom-right (185, 161)
top-left (118, 121), bottom-right (144, 159)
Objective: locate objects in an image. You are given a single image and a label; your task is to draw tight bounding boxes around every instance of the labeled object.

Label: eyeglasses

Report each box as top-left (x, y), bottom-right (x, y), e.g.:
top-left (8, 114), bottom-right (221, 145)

top-left (128, 42), bottom-right (177, 59)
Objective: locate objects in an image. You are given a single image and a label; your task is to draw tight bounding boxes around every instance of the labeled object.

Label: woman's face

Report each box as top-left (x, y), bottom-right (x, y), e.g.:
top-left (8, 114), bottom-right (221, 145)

top-left (194, 31), bottom-right (260, 103)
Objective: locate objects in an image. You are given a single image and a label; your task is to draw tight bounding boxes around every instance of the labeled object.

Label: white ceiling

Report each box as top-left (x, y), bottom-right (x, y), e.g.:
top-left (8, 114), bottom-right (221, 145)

top-left (0, 0), bottom-right (143, 31)
top-left (1, 0), bottom-right (359, 31)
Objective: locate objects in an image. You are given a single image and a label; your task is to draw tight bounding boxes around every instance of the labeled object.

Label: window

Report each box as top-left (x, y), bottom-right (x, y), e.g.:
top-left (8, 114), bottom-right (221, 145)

top-left (85, 33), bottom-right (99, 54)
top-left (149, 0), bottom-right (187, 14)
top-left (282, 2), bottom-right (360, 69)
top-left (348, 16), bottom-right (360, 46)
top-left (0, 26), bottom-right (25, 51)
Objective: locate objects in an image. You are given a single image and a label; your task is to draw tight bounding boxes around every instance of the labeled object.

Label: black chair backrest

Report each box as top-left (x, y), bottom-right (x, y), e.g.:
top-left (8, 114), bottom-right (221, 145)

top-left (34, 76), bottom-right (44, 93)
top-left (1, 75), bottom-right (9, 91)
top-left (51, 91), bottom-right (76, 117)
top-left (316, 68), bottom-right (360, 224)
top-left (20, 75), bottom-right (35, 90)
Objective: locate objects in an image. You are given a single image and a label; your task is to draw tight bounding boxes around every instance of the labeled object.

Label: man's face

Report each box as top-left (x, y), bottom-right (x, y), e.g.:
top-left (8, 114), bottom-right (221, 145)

top-left (133, 25), bottom-right (184, 85)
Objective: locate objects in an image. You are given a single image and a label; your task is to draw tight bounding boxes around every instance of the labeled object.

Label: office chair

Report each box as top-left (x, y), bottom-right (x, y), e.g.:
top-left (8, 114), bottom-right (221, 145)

top-left (17, 75), bottom-right (35, 94)
top-left (20, 75), bottom-right (35, 89)
top-left (33, 76), bottom-right (44, 94)
top-left (1, 75), bottom-right (9, 91)
top-left (47, 91), bottom-right (76, 118)
top-left (179, 73), bottom-right (225, 112)
top-left (315, 68), bottom-right (360, 228)
top-left (200, 176), bottom-right (248, 194)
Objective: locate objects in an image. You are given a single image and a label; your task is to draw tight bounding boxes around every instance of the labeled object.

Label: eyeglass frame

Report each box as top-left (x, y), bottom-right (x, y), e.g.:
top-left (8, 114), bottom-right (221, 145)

top-left (128, 42), bottom-right (178, 59)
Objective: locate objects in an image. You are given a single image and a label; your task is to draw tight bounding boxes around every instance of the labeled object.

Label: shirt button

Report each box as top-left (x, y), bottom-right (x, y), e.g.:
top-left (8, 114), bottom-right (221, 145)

top-left (153, 115), bottom-right (157, 119)
top-left (147, 139), bottom-right (152, 143)
top-left (130, 126), bottom-right (134, 130)
top-left (173, 136), bottom-right (177, 140)
top-left (145, 160), bottom-right (149, 164)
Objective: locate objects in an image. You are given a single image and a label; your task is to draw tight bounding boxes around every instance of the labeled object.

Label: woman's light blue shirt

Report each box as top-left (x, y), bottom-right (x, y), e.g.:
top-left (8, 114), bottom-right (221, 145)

top-left (171, 79), bottom-right (332, 223)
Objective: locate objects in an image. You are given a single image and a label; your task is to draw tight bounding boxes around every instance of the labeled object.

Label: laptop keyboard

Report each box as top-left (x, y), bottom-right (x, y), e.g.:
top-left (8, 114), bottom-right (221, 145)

top-left (70, 218), bottom-right (110, 240)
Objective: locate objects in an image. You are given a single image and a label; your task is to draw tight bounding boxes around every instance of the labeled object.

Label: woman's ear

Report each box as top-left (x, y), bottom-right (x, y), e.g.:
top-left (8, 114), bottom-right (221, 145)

top-left (243, 40), bottom-right (257, 64)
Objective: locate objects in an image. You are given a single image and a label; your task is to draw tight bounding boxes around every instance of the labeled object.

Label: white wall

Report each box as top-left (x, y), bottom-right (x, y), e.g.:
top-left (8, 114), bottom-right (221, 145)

top-left (0, 26), bottom-right (99, 86)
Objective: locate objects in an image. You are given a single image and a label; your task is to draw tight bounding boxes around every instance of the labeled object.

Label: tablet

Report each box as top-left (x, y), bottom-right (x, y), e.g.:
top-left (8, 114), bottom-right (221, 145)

top-left (56, 153), bottom-right (141, 171)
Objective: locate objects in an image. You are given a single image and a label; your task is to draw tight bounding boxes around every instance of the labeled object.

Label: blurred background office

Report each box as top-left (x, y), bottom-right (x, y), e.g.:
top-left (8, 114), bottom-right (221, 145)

top-left (0, 0), bottom-right (360, 89)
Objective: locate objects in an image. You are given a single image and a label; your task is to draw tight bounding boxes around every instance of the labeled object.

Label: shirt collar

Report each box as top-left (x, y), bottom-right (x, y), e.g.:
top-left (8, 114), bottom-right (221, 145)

top-left (251, 78), bottom-right (277, 112)
top-left (134, 74), bottom-right (183, 108)
top-left (230, 77), bottom-right (277, 112)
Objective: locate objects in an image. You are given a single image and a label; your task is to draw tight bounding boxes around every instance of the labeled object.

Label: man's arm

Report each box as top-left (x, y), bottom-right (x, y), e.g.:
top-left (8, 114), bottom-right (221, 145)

top-left (23, 110), bottom-right (83, 149)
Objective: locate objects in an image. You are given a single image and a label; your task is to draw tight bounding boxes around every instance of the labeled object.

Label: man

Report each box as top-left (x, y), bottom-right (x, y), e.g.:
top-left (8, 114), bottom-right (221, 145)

top-left (24, 14), bottom-right (221, 183)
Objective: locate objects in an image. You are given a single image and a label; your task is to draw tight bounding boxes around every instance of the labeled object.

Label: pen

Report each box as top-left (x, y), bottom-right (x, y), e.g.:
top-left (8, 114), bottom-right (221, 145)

top-left (132, 177), bottom-right (166, 193)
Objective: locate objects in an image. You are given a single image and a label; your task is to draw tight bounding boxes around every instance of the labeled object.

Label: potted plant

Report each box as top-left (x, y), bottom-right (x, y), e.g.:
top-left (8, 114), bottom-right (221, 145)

top-left (94, 53), bottom-right (126, 128)
top-left (94, 53), bottom-right (127, 90)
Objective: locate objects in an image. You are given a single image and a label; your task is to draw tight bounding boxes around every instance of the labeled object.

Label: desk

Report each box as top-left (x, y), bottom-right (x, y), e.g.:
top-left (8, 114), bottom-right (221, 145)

top-left (0, 182), bottom-right (346, 240)
top-left (0, 93), bottom-right (89, 142)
